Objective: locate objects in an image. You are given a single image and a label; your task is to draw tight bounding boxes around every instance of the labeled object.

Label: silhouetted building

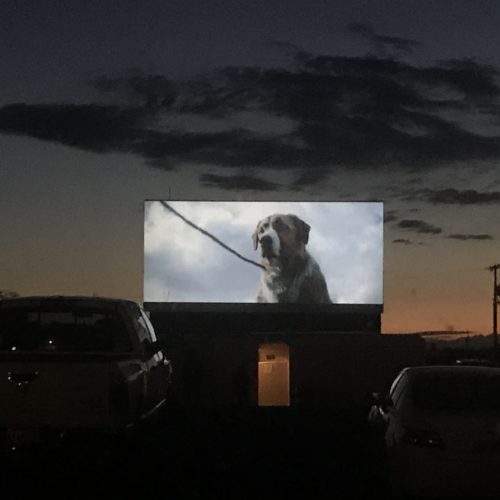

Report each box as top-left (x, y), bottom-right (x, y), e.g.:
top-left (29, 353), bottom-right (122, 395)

top-left (146, 303), bottom-right (425, 410)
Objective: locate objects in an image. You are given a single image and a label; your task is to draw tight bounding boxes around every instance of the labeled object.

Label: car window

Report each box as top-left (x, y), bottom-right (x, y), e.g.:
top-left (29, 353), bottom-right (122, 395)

top-left (388, 370), bottom-right (407, 402)
top-left (412, 373), bottom-right (500, 412)
top-left (389, 370), bottom-right (404, 395)
top-left (124, 303), bottom-right (152, 345)
top-left (0, 306), bottom-right (132, 352)
top-left (390, 373), bottom-right (407, 408)
top-left (139, 308), bottom-right (158, 343)
top-left (125, 302), bottom-right (162, 355)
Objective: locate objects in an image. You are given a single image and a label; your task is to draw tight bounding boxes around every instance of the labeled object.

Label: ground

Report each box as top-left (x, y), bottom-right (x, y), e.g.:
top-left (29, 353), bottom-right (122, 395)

top-left (2, 406), bottom-right (487, 499)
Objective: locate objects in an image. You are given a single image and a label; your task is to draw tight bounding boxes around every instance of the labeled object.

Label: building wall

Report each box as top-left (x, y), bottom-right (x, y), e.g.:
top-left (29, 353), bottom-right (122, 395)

top-left (288, 333), bottom-right (425, 409)
top-left (154, 322), bottom-right (425, 411)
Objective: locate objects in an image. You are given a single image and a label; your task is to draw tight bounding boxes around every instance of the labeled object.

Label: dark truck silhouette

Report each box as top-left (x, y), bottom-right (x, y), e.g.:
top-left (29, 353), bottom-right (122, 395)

top-left (0, 295), bottom-right (172, 448)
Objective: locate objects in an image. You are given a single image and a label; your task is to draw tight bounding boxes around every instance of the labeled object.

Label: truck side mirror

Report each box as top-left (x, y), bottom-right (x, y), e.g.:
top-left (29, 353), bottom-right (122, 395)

top-left (371, 392), bottom-right (393, 412)
top-left (142, 338), bottom-right (159, 357)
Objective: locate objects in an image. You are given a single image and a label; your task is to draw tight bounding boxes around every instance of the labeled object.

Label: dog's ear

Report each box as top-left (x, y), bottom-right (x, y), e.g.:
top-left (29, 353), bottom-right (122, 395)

top-left (252, 225), bottom-right (259, 250)
top-left (293, 216), bottom-right (310, 245)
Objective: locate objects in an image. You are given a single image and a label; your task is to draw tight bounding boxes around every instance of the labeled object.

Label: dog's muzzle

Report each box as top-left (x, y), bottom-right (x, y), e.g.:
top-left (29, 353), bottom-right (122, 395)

top-left (259, 235), bottom-right (275, 258)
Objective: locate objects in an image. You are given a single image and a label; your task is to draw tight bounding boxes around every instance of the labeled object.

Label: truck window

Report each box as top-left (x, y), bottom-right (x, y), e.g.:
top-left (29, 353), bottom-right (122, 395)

top-left (0, 307), bottom-right (132, 353)
top-left (139, 308), bottom-right (158, 343)
top-left (124, 303), bottom-right (156, 346)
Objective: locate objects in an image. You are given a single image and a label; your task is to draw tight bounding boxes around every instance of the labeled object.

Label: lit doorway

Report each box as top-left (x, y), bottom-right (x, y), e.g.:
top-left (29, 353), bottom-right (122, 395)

top-left (258, 343), bottom-right (290, 407)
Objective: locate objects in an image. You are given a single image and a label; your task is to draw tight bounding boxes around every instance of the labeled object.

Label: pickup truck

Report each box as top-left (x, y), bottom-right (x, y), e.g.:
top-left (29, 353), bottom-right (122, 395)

top-left (0, 296), bottom-right (172, 448)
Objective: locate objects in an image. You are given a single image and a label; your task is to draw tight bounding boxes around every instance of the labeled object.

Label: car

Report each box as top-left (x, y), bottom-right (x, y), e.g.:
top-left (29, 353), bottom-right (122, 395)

top-left (0, 295), bottom-right (172, 450)
top-left (455, 358), bottom-right (494, 366)
top-left (368, 365), bottom-right (500, 498)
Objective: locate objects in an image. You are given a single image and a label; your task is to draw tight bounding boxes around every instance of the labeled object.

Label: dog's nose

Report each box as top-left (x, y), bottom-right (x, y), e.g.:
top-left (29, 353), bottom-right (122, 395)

top-left (260, 235), bottom-right (272, 246)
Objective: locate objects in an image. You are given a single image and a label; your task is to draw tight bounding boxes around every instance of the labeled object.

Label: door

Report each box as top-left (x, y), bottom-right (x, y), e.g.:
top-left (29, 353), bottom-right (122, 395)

top-left (258, 343), bottom-right (290, 407)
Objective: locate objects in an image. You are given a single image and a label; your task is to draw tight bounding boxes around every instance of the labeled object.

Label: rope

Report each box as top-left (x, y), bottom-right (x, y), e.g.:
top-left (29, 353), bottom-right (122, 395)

top-left (160, 201), bottom-right (265, 270)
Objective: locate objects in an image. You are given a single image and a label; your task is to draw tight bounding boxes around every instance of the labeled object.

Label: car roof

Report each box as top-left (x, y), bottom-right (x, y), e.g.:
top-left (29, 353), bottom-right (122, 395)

top-left (0, 295), bottom-right (141, 309)
top-left (402, 365), bottom-right (500, 379)
top-left (455, 358), bottom-right (493, 366)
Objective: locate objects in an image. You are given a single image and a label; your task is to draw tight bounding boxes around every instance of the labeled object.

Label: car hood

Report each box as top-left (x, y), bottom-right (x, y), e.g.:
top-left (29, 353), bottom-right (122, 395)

top-left (415, 410), bottom-right (500, 453)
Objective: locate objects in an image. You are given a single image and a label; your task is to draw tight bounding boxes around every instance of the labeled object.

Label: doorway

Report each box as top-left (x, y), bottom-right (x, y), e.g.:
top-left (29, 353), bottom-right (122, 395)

top-left (258, 343), bottom-right (290, 407)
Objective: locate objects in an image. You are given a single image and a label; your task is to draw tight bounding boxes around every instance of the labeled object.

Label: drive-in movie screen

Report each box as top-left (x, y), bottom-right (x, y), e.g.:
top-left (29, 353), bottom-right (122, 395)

top-left (144, 201), bottom-right (383, 305)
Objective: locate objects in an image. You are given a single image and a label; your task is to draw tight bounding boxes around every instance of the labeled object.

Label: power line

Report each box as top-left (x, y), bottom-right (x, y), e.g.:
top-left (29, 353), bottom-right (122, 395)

top-left (160, 201), bottom-right (265, 270)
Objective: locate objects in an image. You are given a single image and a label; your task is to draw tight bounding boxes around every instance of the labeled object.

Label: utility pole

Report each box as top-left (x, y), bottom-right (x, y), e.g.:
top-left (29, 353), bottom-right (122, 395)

top-left (488, 264), bottom-right (500, 359)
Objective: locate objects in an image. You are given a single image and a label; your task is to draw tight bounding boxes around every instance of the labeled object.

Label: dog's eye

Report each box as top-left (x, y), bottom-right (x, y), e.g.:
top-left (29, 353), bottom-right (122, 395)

top-left (275, 219), bottom-right (290, 232)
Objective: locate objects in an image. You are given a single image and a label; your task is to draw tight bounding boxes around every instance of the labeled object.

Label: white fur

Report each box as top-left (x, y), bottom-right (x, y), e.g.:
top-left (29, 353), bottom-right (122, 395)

top-left (260, 226), bottom-right (280, 257)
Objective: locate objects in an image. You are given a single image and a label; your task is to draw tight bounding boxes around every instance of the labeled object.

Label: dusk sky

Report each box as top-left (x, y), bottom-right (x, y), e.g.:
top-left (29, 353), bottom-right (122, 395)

top-left (2, 0), bottom-right (500, 333)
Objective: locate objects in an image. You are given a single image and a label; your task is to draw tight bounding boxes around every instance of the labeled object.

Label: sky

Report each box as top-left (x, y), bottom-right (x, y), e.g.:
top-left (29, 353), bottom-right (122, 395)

top-left (1, 0), bottom-right (500, 333)
top-left (144, 201), bottom-right (383, 303)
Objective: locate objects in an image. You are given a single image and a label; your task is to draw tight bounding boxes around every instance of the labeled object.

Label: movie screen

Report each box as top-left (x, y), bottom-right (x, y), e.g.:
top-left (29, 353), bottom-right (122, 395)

top-left (144, 201), bottom-right (383, 305)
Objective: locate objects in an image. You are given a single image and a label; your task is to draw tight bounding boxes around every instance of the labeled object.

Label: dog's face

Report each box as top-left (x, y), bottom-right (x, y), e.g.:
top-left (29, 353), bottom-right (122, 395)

top-left (252, 214), bottom-right (310, 262)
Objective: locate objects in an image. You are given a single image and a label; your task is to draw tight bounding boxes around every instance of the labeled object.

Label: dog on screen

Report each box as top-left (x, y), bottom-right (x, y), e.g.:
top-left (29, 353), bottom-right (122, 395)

top-left (252, 213), bottom-right (332, 303)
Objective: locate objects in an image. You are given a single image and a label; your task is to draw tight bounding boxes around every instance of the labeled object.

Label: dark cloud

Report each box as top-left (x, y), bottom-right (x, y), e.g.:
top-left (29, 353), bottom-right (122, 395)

top-left (290, 168), bottom-right (334, 190)
top-left (264, 40), bottom-right (309, 60)
top-left (0, 104), bottom-right (305, 167)
top-left (447, 233), bottom-right (494, 241)
top-left (0, 103), bottom-right (148, 153)
top-left (200, 173), bottom-right (280, 191)
top-left (392, 238), bottom-right (412, 245)
top-left (91, 70), bottom-right (177, 110)
top-left (348, 22), bottom-right (420, 55)
top-left (420, 188), bottom-right (500, 205)
top-left (137, 129), bottom-right (314, 168)
top-left (384, 210), bottom-right (399, 223)
top-left (2, 31), bottom-right (500, 190)
top-left (398, 219), bottom-right (442, 234)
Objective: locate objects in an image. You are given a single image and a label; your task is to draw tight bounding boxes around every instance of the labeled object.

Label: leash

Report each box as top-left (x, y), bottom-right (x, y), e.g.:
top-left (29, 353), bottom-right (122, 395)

top-left (160, 202), bottom-right (265, 270)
